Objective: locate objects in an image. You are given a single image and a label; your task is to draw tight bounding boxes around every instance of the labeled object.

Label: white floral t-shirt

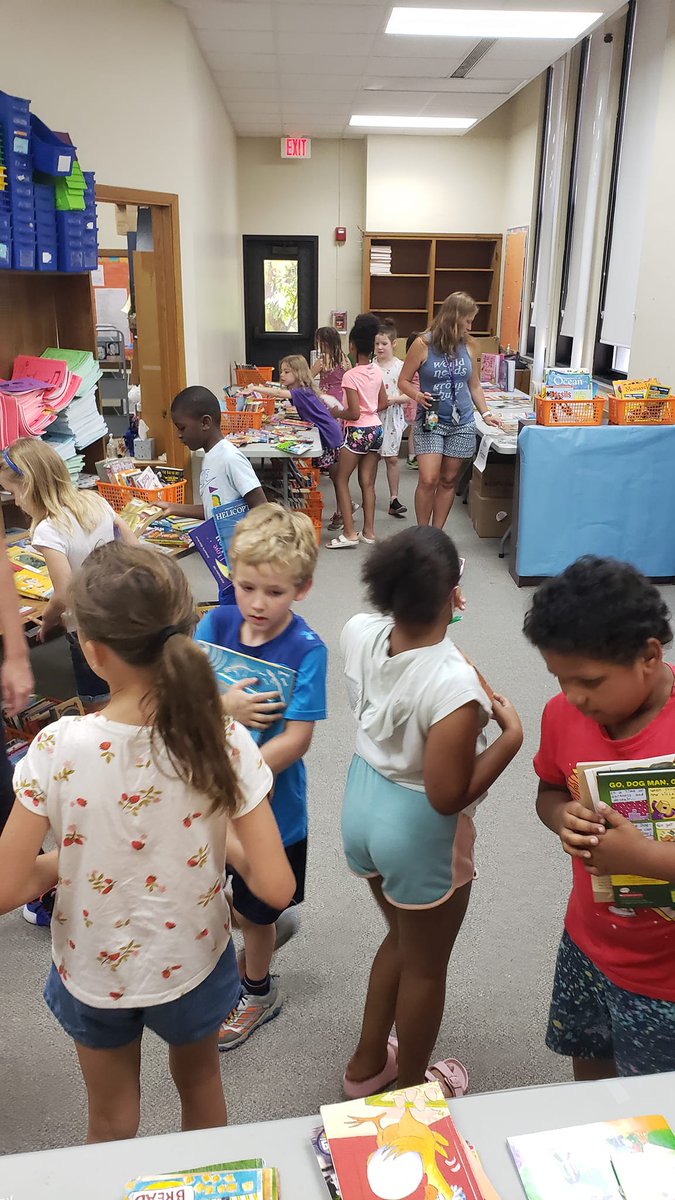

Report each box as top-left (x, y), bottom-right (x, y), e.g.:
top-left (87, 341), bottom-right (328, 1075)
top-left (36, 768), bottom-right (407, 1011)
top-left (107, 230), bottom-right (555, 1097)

top-left (14, 713), bottom-right (272, 1008)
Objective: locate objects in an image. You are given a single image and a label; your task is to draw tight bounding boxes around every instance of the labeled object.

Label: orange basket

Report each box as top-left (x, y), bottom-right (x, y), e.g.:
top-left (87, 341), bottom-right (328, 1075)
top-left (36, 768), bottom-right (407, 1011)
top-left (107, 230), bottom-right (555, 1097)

top-left (609, 397), bottom-right (674, 425)
top-left (97, 480), bottom-right (186, 513)
top-left (226, 395), bottom-right (276, 417)
top-left (536, 396), bottom-right (604, 427)
top-left (221, 411), bottom-right (264, 435)
top-left (235, 367), bottom-right (274, 387)
top-left (297, 509), bottom-right (323, 543)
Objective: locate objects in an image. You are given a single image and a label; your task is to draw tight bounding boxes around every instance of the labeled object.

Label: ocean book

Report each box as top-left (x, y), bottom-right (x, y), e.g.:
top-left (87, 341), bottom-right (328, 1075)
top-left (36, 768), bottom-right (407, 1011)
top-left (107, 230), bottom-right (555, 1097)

top-left (197, 640), bottom-right (296, 742)
top-left (508, 1113), bottom-right (675, 1200)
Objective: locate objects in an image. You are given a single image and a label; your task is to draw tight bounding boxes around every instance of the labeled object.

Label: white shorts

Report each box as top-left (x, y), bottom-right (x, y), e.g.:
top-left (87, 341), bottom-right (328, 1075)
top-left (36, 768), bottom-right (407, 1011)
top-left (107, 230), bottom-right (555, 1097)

top-left (379, 404), bottom-right (407, 458)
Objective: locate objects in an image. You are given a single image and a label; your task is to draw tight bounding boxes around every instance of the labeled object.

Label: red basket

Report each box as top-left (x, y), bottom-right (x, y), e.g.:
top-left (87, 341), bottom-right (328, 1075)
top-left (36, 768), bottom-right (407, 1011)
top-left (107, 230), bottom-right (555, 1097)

top-left (221, 411), bottom-right (264, 435)
top-left (97, 480), bottom-right (186, 513)
top-left (609, 397), bottom-right (674, 425)
top-left (235, 367), bottom-right (274, 387)
top-left (537, 396), bottom-right (604, 427)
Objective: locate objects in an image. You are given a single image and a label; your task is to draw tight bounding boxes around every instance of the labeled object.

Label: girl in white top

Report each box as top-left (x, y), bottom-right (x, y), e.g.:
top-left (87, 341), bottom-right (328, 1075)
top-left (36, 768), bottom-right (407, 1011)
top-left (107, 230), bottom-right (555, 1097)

top-left (0, 438), bottom-right (137, 703)
top-left (0, 541), bottom-right (294, 1142)
top-left (340, 526), bottom-right (523, 1098)
top-left (374, 321), bottom-right (408, 519)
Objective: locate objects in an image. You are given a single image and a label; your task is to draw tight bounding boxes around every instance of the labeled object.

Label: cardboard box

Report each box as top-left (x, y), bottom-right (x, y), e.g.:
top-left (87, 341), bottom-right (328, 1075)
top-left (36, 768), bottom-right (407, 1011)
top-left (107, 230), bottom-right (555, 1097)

top-left (469, 481), bottom-right (512, 537)
top-left (515, 366), bottom-right (531, 395)
top-left (471, 463), bottom-right (514, 499)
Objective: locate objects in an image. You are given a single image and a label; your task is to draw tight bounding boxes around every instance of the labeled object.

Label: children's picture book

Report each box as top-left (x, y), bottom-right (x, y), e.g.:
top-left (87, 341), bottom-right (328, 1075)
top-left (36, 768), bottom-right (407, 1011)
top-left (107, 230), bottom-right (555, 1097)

top-left (189, 518), bottom-right (232, 589)
top-left (124, 1163), bottom-right (279, 1200)
top-left (118, 497), bottom-right (165, 536)
top-left (212, 497), bottom-right (249, 564)
top-left (544, 368), bottom-right (593, 401)
top-left (480, 352), bottom-right (503, 388)
top-left (577, 756), bottom-right (675, 907)
top-left (321, 1081), bottom-right (485, 1200)
top-left (197, 640), bottom-right (296, 742)
top-left (6, 542), bottom-right (49, 576)
top-left (312, 1125), bottom-right (343, 1200)
top-left (508, 1113), bottom-right (675, 1200)
top-left (13, 568), bottom-right (53, 600)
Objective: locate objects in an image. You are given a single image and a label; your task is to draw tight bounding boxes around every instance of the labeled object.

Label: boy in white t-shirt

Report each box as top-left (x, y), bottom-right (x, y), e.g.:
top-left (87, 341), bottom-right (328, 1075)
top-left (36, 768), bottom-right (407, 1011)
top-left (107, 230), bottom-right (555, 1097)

top-left (375, 321), bottom-right (408, 519)
top-left (158, 387), bottom-right (267, 520)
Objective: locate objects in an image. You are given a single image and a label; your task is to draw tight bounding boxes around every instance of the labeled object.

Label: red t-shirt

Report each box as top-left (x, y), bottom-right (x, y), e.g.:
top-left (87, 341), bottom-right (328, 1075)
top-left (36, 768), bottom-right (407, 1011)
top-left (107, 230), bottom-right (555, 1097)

top-left (534, 669), bottom-right (675, 1001)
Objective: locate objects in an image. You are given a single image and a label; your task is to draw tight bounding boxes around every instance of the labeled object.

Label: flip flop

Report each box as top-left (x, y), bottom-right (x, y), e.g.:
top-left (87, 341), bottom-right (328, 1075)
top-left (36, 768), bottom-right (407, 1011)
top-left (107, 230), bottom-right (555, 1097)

top-left (327, 534), bottom-right (359, 549)
top-left (343, 1040), bottom-right (398, 1100)
top-left (425, 1057), bottom-right (469, 1097)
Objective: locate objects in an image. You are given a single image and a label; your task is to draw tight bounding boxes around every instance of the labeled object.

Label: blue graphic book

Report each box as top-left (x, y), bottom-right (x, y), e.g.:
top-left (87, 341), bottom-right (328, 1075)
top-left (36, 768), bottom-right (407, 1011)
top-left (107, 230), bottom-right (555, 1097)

top-left (212, 497), bottom-right (249, 564)
top-left (197, 640), bottom-right (296, 743)
top-left (125, 1165), bottom-right (275, 1199)
top-left (189, 518), bottom-right (231, 589)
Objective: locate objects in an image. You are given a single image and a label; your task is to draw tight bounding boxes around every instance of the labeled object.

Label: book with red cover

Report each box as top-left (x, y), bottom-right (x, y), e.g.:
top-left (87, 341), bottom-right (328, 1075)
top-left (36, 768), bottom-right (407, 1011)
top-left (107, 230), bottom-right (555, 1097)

top-left (321, 1081), bottom-right (485, 1200)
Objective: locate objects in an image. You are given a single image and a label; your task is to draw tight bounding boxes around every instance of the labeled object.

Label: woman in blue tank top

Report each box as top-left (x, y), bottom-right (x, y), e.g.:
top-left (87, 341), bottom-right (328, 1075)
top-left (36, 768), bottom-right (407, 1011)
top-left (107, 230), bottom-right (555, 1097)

top-left (399, 293), bottom-right (501, 529)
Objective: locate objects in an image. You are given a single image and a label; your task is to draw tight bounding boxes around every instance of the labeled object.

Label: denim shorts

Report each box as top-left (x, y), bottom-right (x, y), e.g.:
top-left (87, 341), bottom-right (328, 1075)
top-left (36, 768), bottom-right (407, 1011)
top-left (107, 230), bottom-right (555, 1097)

top-left (547, 929), bottom-right (675, 1076)
top-left (44, 939), bottom-right (241, 1049)
top-left (66, 631), bottom-right (109, 705)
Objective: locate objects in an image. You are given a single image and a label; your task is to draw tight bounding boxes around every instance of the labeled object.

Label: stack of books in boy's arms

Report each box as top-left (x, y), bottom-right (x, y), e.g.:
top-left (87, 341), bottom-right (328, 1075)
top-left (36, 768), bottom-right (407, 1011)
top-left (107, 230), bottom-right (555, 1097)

top-left (6, 540), bottom-right (53, 600)
top-left (315, 1082), bottom-right (501, 1200)
top-left (123, 1158), bottom-right (280, 1199)
top-left (577, 756), bottom-right (675, 908)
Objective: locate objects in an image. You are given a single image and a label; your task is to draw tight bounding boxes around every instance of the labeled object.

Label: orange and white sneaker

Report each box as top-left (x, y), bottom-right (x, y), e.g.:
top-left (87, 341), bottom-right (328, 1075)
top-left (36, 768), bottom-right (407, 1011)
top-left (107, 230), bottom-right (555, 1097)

top-left (218, 978), bottom-right (282, 1051)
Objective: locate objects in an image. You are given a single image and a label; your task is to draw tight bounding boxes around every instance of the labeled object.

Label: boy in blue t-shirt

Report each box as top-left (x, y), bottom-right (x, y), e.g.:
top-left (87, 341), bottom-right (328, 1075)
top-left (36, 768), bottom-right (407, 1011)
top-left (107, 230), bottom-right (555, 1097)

top-left (196, 503), bottom-right (327, 1050)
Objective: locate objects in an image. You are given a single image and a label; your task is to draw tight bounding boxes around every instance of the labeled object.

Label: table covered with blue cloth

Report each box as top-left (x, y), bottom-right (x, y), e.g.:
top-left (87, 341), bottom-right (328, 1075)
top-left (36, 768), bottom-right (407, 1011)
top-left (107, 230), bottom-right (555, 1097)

top-left (515, 424), bottom-right (675, 579)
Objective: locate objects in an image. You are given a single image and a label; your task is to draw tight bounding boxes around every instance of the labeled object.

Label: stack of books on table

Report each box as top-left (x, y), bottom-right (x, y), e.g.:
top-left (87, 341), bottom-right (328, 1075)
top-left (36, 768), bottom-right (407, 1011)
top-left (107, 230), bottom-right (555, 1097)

top-left (6, 539), bottom-right (53, 601)
top-left (370, 244), bottom-right (392, 275)
top-left (123, 1158), bottom-right (280, 1199)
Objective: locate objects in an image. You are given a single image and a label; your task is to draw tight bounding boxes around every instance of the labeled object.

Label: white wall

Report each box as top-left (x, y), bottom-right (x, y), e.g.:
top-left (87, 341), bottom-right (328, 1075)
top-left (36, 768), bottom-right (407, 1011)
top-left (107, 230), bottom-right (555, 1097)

top-left (630, 0), bottom-right (675, 381)
top-left (365, 108), bottom-right (508, 234)
top-left (501, 79), bottom-right (544, 236)
top-left (237, 139), bottom-right (366, 334)
top-left (0, 0), bottom-right (240, 396)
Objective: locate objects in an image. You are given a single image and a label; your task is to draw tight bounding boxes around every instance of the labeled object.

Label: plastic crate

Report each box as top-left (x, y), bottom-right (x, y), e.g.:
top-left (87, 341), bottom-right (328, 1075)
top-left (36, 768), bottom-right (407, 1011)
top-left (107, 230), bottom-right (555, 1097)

top-left (536, 396), bottom-right (604, 427)
top-left (609, 397), bottom-right (674, 425)
top-left (30, 114), bottom-right (76, 176)
top-left (221, 411), bottom-right (264, 434)
top-left (12, 237), bottom-right (36, 270)
top-left (225, 394), bottom-right (276, 417)
top-left (58, 243), bottom-right (84, 272)
top-left (36, 240), bottom-right (57, 271)
top-left (235, 367), bottom-right (274, 386)
top-left (96, 480), bottom-right (186, 513)
top-left (297, 509), bottom-right (323, 543)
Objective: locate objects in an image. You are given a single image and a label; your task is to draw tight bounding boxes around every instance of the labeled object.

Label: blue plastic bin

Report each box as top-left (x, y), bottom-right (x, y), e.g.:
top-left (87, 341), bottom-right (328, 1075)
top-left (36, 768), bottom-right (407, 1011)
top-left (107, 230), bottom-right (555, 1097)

top-left (12, 236), bottom-right (36, 270)
top-left (36, 238), bottom-right (57, 271)
top-left (30, 114), bottom-right (76, 176)
top-left (58, 242), bottom-right (84, 272)
top-left (0, 238), bottom-right (10, 268)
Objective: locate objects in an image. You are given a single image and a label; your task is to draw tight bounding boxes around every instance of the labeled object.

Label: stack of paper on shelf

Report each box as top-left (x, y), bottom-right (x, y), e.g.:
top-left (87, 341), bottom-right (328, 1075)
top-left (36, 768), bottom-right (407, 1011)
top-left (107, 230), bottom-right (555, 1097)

top-left (370, 244), bottom-right (392, 275)
top-left (41, 347), bottom-right (107, 450)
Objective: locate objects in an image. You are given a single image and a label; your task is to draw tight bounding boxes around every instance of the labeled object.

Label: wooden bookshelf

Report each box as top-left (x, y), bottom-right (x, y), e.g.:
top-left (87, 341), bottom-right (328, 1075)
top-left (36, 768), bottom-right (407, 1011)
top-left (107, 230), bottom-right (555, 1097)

top-left (0, 271), bottom-right (106, 469)
top-left (363, 233), bottom-right (502, 342)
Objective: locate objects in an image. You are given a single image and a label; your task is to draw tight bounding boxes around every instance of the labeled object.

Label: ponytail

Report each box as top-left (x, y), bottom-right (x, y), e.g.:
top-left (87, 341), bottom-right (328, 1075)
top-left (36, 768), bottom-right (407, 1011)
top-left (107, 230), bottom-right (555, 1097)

top-left (71, 542), bottom-right (241, 815)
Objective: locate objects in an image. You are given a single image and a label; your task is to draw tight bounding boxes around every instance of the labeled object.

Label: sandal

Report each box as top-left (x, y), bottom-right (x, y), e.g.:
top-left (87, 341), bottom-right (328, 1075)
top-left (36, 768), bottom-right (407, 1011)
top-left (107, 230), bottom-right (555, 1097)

top-left (343, 1037), bottom-right (399, 1100)
top-left (327, 512), bottom-right (343, 531)
top-left (425, 1057), bottom-right (469, 1097)
top-left (359, 533), bottom-right (376, 545)
top-left (327, 534), bottom-right (359, 550)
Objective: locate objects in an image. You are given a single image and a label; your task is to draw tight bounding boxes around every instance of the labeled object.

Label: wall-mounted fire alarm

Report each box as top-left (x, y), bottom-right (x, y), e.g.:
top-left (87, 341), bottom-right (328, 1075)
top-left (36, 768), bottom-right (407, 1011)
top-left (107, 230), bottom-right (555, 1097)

top-left (335, 226), bottom-right (347, 244)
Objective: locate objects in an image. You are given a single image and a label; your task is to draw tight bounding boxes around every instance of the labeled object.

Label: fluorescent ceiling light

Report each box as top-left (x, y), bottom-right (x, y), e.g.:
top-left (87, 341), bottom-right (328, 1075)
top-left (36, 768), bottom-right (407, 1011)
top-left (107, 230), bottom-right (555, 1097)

top-left (350, 114), bottom-right (476, 129)
top-left (386, 7), bottom-right (602, 39)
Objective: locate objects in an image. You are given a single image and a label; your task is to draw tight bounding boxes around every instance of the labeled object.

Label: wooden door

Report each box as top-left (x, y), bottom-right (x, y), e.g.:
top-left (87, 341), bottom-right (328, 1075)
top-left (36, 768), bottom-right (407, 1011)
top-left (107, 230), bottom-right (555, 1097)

top-left (500, 227), bottom-right (528, 351)
top-left (133, 251), bottom-right (187, 468)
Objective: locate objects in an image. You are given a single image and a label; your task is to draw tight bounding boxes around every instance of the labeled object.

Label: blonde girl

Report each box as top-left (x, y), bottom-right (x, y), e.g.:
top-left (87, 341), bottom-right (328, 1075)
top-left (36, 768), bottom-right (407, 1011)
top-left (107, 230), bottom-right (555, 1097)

top-left (398, 293), bottom-right (501, 529)
top-left (245, 354), bottom-right (344, 518)
top-left (0, 438), bottom-right (137, 703)
top-left (0, 541), bottom-right (294, 1142)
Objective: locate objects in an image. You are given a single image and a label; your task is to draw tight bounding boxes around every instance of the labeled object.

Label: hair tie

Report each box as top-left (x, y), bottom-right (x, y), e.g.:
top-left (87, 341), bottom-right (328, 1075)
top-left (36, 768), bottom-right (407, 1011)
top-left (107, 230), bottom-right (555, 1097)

top-left (2, 449), bottom-right (22, 477)
top-left (158, 625), bottom-right (180, 647)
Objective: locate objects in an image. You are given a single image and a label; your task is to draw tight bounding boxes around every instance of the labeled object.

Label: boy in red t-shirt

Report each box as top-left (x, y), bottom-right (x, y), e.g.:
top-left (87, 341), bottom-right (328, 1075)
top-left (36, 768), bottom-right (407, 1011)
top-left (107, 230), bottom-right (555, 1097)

top-left (524, 555), bottom-right (675, 1079)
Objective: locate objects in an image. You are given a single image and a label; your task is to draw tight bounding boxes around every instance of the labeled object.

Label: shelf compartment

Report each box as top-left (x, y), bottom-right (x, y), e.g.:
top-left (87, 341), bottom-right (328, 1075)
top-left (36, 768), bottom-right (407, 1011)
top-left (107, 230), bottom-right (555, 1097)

top-left (370, 237), bottom-right (432, 275)
top-left (434, 269), bottom-right (493, 302)
top-left (435, 238), bottom-right (498, 270)
top-left (370, 275), bottom-right (430, 312)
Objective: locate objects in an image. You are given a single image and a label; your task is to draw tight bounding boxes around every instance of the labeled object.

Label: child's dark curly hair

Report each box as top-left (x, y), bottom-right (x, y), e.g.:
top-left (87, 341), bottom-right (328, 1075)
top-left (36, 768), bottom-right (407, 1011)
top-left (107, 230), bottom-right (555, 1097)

top-left (349, 313), bottom-right (380, 357)
top-left (523, 556), bottom-right (672, 664)
top-left (363, 527), bottom-right (461, 625)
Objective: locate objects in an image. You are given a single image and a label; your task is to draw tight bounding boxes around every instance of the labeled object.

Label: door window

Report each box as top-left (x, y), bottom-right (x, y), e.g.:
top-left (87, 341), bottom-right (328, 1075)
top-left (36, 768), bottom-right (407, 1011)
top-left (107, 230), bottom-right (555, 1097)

top-left (264, 259), bottom-right (298, 333)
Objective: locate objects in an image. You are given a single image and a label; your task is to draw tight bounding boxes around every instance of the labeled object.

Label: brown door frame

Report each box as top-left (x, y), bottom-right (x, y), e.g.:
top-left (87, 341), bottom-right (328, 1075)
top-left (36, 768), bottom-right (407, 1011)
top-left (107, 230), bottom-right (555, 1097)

top-left (95, 185), bottom-right (189, 476)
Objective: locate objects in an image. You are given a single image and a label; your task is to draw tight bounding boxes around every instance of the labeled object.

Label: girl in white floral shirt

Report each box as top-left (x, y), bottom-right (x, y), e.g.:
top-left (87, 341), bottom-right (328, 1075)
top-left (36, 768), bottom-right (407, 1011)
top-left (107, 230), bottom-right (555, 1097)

top-left (0, 542), bottom-right (294, 1142)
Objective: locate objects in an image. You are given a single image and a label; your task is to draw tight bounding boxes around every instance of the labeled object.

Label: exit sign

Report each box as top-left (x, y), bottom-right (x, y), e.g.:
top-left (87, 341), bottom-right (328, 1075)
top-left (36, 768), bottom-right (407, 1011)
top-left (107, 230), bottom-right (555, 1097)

top-left (281, 136), bottom-right (311, 159)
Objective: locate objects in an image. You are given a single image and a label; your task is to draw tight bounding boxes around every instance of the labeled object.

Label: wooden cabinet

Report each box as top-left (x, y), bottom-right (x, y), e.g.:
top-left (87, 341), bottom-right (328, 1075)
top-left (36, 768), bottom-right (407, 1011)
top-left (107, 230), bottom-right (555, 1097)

top-left (0, 270), bottom-right (106, 468)
top-left (363, 233), bottom-right (502, 343)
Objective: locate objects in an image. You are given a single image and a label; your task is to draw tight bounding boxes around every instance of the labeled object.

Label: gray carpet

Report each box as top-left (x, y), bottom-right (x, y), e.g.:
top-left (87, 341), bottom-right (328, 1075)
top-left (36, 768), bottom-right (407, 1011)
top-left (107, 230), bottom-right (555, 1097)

top-left (2, 468), bottom-right (672, 1155)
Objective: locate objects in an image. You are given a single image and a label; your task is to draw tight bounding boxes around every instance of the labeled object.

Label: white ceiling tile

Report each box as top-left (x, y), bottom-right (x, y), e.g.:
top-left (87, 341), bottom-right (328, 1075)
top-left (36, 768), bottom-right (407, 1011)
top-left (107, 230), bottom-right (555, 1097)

top-left (201, 29), bottom-right (276, 54)
top-left (366, 56), bottom-right (463, 78)
top-left (364, 77), bottom-right (514, 94)
top-left (185, 1), bottom-right (274, 30)
top-left (204, 50), bottom-right (279, 71)
top-left (378, 35), bottom-right (479, 59)
top-left (271, 4), bottom-right (384, 34)
top-left (487, 37), bottom-right (573, 62)
top-left (276, 31), bottom-right (376, 57)
top-left (470, 57), bottom-right (548, 80)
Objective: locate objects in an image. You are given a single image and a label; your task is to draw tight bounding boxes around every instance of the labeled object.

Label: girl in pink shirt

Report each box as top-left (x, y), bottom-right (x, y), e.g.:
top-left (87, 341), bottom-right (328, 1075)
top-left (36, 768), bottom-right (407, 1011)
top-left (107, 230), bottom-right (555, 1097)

top-left (327, 314), bottom-right (387, 549)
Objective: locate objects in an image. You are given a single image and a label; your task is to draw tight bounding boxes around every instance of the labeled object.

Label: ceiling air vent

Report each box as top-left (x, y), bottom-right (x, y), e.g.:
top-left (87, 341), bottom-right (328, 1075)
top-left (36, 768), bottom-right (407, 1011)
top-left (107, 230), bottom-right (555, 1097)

top-left (450, 38), bottom-right (497, 78)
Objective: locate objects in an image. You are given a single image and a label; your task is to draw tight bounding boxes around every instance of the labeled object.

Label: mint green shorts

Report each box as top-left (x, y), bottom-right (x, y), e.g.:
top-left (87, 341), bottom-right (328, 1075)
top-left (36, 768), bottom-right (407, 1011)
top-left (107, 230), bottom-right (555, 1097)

top-left (341, 754), bottom-right (475, 909)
